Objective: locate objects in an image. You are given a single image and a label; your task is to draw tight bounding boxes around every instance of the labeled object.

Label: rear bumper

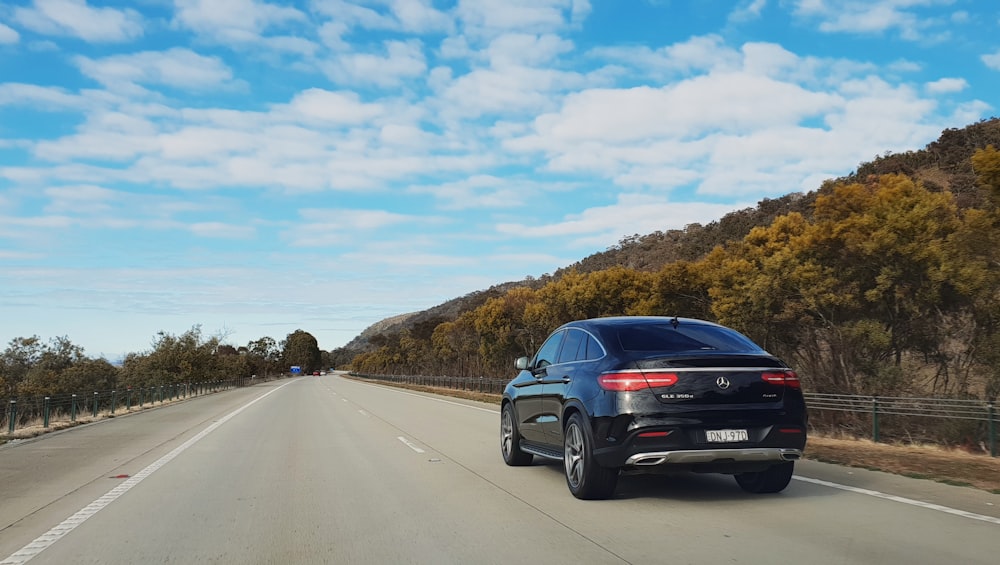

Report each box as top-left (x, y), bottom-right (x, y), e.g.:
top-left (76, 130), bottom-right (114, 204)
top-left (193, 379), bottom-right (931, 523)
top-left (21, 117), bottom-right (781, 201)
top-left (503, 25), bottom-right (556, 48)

top-left (625, 447), bottom-right (802, 466)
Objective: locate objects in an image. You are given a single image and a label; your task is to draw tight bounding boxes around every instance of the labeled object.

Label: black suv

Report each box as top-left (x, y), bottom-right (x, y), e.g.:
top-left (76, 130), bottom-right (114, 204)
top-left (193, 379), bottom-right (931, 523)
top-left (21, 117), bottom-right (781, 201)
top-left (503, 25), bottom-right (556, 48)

top-left (500, 316), bottom-right (807, 499)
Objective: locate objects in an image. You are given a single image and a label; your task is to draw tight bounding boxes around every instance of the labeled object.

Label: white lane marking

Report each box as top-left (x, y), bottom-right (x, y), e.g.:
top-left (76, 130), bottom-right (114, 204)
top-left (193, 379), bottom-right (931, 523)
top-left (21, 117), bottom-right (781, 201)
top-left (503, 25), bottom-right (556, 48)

top-left (793, 476), bottom-right (1000, 525)
top-left (358, 410), bottom-right (369, 417)
top-left (397, 436), bottom-right (425, 453)
top-left (1, 381), bottom-right (297, 565)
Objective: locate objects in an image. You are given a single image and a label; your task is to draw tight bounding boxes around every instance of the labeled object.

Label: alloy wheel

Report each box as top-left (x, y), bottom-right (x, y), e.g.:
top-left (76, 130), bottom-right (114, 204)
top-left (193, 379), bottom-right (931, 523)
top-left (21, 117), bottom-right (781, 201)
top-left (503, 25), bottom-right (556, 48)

top-left (564, 422), bottom-right (585, 489)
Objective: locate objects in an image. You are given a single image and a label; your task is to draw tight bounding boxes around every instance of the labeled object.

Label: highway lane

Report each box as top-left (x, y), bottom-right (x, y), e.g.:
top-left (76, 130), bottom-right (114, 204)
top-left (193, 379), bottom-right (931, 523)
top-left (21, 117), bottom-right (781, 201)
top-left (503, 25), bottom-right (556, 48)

top-left (2, 374), bottom-right (999, 564)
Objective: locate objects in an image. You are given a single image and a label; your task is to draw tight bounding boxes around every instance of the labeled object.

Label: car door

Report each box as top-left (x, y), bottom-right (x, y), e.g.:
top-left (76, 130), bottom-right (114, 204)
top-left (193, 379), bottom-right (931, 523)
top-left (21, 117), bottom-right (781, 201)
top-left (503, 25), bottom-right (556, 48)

top-left (539, 328), bottom-right (593, 445)
top-left (512, 330), bottom-right (565, 443)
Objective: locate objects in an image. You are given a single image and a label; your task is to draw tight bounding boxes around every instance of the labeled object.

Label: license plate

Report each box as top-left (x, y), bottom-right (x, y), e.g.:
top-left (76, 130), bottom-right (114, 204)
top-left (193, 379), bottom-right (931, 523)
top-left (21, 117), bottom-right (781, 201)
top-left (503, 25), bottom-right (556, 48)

top-left (706, 429), bottom-right (749, 443)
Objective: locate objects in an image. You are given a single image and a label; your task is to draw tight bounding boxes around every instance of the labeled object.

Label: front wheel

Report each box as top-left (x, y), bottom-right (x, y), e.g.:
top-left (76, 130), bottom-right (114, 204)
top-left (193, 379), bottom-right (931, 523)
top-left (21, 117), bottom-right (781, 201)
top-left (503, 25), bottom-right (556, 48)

top-left (735, 461), bottom-right (794, 493)
top-left (501, 403), bottom-right (533, 466)
top-left (563, 413), bottom-right (619, 499)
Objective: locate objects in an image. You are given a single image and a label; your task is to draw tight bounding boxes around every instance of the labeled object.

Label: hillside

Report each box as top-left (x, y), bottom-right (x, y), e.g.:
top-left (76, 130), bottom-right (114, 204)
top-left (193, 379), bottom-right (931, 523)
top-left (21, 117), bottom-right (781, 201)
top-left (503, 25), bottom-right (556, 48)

top-left (336, 117), bottom-right (1000, 357)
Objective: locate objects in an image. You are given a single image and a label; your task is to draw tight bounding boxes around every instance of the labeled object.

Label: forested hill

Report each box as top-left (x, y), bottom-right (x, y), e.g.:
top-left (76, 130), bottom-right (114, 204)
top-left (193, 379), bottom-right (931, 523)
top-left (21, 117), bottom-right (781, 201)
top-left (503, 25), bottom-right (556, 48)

top-left (343, 117), bottom-right (1000, 357)
top-left (562, 117), bottom-right (1000, 275)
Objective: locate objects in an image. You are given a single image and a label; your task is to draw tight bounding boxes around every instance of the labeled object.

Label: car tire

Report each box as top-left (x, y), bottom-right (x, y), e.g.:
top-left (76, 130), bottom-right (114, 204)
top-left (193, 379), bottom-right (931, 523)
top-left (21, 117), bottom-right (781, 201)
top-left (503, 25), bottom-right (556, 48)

top-left (563, 412), bottom-right (619, 500)
top-left (735, 461), bottom-right (794, 493)
top-left (501, 403), bottom-right (533, 466)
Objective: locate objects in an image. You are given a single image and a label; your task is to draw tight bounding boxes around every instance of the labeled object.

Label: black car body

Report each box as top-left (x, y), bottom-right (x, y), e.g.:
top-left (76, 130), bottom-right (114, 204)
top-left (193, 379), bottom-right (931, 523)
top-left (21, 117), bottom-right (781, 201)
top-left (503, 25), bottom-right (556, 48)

top-left (500, 316), bottom-right (807, 499)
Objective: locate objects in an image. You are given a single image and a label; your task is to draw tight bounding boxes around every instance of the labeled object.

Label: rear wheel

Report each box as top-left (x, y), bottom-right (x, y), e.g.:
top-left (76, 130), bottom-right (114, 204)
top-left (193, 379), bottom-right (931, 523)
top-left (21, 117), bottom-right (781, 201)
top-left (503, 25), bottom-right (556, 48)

top-left (564, 413), bottom-right (619, 499)
top-left (501, 403), bottom-right (533, 466)
top-left (735, 461), bottom-right (794, 493)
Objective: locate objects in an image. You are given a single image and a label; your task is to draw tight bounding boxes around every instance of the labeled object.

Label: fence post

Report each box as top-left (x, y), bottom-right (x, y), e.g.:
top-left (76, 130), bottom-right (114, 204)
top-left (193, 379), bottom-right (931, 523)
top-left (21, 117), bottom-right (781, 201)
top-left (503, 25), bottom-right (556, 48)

top-left (44, 397), bottom-right (50, 428)
top-left (989, 403), bottom-right (996, 458)
top-left (111, 391), bottom-right (117, 415)
top-left (93, 392), bottom-right (99, 417)
top-left (71, 394), bottom-right (77, 422)
top-left (872, 396), bottom-right (880, 443)
top-left (126, 388), bottom-right (132, 411)
top-left (7, 400), bottom-right (14, 434)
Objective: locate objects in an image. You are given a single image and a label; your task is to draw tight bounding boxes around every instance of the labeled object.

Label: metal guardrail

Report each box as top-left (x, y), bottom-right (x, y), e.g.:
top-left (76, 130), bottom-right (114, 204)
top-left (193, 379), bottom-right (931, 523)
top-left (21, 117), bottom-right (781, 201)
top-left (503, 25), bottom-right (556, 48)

top-left (0, 376), bottom-right (275, 438)
top-left (351, 373), bottom-right (997, 457)
top-left (351, 373), bottom-right (509, 395)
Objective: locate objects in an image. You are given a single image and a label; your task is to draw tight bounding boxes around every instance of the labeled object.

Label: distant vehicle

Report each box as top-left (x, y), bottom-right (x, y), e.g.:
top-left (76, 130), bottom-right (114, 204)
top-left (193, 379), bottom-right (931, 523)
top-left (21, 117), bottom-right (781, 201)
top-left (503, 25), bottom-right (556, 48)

top-left (313, 371), bottom-right (320, 376)
top-left (501, 316), bottom-right (807, 500)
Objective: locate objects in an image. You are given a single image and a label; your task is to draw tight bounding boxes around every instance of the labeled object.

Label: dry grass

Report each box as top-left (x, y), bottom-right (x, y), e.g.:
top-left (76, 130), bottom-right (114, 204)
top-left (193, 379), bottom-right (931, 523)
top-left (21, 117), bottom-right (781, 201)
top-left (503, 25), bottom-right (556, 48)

top-left (804, 435), bottom-right (1000, 493)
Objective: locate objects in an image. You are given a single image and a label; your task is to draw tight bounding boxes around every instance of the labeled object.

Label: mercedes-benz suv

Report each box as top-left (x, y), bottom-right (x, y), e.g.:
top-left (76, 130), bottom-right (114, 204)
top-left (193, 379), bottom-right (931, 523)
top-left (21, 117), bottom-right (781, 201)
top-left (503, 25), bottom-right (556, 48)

top-left (500, 316), bottom-right (807, 499)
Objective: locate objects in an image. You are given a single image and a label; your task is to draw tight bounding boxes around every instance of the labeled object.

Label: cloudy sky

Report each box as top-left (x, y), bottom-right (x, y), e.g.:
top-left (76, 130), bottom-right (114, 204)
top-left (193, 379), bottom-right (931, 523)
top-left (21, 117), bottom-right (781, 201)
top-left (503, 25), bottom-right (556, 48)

top-left (0, 0), bottom-right (997, 360)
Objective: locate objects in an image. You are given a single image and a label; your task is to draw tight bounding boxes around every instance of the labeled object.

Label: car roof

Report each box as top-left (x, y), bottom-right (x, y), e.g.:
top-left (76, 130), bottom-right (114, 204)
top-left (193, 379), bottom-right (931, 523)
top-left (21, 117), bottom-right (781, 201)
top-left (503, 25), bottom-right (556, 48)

top-left (562, 316), bottom-right (721, 330)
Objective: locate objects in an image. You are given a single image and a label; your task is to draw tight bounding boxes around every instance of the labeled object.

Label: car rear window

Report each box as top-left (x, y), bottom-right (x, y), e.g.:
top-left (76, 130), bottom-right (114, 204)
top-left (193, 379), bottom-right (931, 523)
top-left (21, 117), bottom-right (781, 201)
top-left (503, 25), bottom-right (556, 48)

top-left (616, 323), bottom-right (763, 353)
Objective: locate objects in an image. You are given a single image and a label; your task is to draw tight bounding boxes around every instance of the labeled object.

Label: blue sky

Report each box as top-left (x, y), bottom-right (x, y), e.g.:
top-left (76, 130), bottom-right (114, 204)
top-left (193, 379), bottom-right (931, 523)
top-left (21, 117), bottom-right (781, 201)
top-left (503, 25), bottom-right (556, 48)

top-left (0, 0), bottom-right (998, 360)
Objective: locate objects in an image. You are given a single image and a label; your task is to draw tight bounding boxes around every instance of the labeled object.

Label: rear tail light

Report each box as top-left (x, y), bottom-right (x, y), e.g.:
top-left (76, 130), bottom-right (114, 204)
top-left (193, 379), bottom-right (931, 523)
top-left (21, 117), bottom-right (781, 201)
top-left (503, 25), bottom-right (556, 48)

top-left (598, 371), bottom-right (678, 391)
top-left (761, 370), bottom-right (801, 389)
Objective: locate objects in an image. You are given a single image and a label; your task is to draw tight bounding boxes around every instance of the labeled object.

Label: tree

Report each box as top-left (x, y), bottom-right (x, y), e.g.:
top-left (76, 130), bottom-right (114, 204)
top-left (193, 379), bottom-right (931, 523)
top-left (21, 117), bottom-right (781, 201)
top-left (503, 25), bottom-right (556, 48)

top-left (972, 145), bottom-right (1000, 204)
top-left (0, 336), bottom-right (44, 397)
top-left (119, 326), bottom-right (222, 388)
top-left (281, 330), bottom-right (321, 373)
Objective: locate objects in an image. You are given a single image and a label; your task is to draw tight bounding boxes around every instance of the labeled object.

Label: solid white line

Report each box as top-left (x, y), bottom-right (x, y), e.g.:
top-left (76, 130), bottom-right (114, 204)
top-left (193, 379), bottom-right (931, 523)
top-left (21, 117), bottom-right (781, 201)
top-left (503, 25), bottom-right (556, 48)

top-left (358, 410), bottom-right (369, 417)
top-left (792, 476), bottom-right (1000, 525)
top-left (397, 436), bottom-right (425, 453)
top-left (0, 381), bottom-right (297, 565)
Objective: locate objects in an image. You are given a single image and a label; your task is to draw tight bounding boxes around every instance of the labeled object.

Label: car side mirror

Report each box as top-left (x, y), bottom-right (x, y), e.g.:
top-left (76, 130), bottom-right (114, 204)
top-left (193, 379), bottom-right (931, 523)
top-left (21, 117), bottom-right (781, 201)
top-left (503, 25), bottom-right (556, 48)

top-left (514, 356), bottom-right (530, 370)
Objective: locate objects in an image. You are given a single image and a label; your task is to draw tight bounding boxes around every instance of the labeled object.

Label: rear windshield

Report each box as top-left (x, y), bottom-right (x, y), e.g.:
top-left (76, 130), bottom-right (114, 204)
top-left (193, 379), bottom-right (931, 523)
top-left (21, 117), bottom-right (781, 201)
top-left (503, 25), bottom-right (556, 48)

top-left (616, 323), bottom-right (764, 354)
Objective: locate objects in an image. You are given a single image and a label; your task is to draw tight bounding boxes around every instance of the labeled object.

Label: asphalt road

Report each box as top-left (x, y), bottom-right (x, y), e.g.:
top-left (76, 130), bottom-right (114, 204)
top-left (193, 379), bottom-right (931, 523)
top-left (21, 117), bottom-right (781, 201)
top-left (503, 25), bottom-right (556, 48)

top-left (1, 374), bottom-right (999, 564)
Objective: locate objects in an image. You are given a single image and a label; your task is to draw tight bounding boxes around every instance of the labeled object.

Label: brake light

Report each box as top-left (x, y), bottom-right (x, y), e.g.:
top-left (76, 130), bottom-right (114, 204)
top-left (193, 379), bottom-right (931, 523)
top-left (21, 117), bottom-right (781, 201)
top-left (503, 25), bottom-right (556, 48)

top-left (761, 371), bottom-right (801, 389)
top-left (598, 371), bottom-right (678, 391)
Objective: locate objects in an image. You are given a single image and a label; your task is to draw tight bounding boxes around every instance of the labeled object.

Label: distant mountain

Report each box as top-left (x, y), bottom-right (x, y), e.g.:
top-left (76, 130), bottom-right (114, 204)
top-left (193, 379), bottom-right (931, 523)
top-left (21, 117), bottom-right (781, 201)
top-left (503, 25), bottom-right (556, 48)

top-left (336, 117), bottom-right (1000, 355)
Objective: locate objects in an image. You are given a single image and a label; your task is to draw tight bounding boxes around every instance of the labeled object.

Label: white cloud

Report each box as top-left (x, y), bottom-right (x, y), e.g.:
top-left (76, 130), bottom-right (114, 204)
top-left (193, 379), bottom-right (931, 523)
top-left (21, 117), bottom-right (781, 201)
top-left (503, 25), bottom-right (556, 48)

top-left (791, 0), bottom-right (951, 41)
top-left (281, 88), bottom-right (385, 124)
top-left (983, 50), bottom-right (1000, 71)
top-left (190, 222), bottom-right (256, 239)
top-left (13, 0), bottom-right (143, 43)
top-left (74, 48), bottom-right (237, 92)
top-left (0, 83), bottom-right (89, 110)
top-left (496, 193), bottom-right (749, 248)
top-left (173, 0), bottom-right (305, 37)
top-left (407, 175), bottom-right (573, 210)
top-left (588, 35), bottom-right (748, 81)
top-left (730, 0), bottom-right (768, 22)
top-left (456, 0), bottom-right (590, 38)
top-left (435, 65), bottom-right (588, 119)
top-left (486, 33), bottom-right (574, 67)
top-left (924, 77), bottom-right (968, 94)
top-left (0, 22), bottom-right (20, 44)
top-left (43, 184), bottom-right (117, 215)
top-left (313, 0), bottom-right (453, 35)
top-left (512, 73), bottom-right (841, 147)
top-left (322, 40), bottom-right (427, 87)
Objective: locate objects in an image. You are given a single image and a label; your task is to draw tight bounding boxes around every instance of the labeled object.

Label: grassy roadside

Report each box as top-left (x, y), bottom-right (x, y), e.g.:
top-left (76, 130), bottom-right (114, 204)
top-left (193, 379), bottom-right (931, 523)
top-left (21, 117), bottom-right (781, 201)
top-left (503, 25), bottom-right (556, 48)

top-left (349, 377), bottom-right (1000, 494)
